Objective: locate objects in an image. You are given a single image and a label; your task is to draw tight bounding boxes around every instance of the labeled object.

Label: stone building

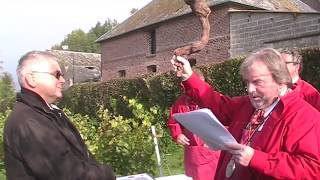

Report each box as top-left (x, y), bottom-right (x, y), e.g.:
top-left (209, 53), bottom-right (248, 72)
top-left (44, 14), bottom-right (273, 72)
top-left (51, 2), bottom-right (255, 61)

top-left (48, 50), bottom-right (101, 88)
top-left (97, 0), bottom-right (320, 81)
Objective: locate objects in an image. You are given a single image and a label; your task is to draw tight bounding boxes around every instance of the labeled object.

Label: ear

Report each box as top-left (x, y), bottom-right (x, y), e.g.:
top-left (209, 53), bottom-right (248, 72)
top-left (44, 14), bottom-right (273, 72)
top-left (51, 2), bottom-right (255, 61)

top-left (296, 64), bottom-right (302, 74)
top-left (25, 73), bottom-right (37, 88)
top-left (278, 83), bottom-right (288, 96)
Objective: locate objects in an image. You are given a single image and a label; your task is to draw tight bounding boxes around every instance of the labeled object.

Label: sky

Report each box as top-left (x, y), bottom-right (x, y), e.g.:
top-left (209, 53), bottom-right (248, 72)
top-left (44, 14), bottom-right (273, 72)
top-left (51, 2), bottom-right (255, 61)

top-left (0, 0), bottom-right (152, 87)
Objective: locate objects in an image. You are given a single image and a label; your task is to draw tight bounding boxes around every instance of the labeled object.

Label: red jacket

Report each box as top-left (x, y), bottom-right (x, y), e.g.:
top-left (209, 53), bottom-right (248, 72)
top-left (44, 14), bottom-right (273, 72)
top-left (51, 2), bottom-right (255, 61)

top-left (168, 95), bottom-right (220, 180)
top-left (182, 73), bottom-right (320, 180)
top-left (292, 78), bottom-right (320, 111)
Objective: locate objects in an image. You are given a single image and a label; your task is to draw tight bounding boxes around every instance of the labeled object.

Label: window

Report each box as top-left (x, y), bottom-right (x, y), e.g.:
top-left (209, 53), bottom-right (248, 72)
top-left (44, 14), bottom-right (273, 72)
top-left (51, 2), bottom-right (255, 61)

top-left (147, 65), bottom-right (157, 73)
top-left (149, 30), bottom-right (156, 54)
top-left (85, 66), bottom-right (95, 70)
top-left (118, 70), bottom-right (126, 77)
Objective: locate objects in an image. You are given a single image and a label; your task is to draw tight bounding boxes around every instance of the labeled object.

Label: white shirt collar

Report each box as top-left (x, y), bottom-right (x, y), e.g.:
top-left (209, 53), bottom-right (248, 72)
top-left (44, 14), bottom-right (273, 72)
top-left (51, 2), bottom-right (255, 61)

top-left (263, 98), bottom-right (279, 118)
top-left (257, 98), bottom-right (280, 131)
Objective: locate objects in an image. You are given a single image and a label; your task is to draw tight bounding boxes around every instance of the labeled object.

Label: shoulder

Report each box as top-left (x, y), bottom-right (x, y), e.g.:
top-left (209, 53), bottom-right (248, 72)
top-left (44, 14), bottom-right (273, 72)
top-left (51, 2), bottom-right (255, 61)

top-left (5, 101), bottom-right (47, 133)
top-left (280, 91), bottom-right (319, 124)
top-left (6, 102), bottom-right (34, 124)
top-left (298, 79), bottom-right (318, 91)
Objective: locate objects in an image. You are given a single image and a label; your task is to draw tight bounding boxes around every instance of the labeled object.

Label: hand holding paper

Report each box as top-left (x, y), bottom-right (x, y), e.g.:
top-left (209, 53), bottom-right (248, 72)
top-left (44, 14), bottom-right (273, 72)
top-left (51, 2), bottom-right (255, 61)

top-left (225, 143), bottom-right (254, 166)
top-left (173, 108), bottom-right (239, 151)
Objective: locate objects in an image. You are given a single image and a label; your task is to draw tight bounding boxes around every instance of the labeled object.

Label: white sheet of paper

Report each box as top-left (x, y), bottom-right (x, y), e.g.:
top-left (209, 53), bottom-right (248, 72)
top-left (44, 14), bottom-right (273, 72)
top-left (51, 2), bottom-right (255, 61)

top-left (173, 108), bottom-right (238, 151)
top-left (155, 174), bottom-right (192, 180)
top-left (117, 173), bottom-right (154, 180)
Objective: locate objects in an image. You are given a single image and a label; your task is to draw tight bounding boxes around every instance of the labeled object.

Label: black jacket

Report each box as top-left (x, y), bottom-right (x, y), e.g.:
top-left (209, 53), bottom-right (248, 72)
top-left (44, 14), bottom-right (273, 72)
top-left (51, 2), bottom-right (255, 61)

top-left (4, 88), bottom-right (115, 180)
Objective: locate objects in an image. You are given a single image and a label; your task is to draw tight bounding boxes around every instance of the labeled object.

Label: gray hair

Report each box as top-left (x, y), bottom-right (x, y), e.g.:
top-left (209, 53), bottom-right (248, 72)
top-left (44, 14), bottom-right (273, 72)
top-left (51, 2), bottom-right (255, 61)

top-left (278, 47), bottom-right (303, 73)
top-left (278, 48), bottom-right (302, 64)
top-left (17, 51), bottom-right (58, 87)
top-left (240, 48), bottom-right (292, 87)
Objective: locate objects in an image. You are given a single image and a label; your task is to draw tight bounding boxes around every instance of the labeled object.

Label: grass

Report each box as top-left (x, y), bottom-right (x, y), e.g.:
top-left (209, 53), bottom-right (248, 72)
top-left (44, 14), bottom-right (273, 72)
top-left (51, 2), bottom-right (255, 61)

top-left (0, 173), bottom-right (5, 180)
top-left (153, 146), bottom-right (184, 177)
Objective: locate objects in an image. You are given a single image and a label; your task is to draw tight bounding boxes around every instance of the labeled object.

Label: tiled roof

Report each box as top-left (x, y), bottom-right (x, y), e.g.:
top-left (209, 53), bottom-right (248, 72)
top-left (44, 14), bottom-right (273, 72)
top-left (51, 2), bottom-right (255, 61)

top-left (96, 0), bottom-right (316, 42)
top-left (48, 50), bottom-right (101, 87)
top-left (48, 50), bottom-right (101, 67)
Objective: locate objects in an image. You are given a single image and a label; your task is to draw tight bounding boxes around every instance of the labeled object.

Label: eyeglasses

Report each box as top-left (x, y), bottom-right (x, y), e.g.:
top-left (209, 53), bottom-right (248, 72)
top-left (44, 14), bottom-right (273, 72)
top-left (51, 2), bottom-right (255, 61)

top-left (31, 70), bottom-right (64, 80)
top-left (285, 61), bottom-right (300, 65)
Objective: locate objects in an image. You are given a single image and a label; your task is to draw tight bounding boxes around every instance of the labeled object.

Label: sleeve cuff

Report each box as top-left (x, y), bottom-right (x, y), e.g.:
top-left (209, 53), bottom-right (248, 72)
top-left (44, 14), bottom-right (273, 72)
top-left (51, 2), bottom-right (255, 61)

top-left (182, 73), bottom-right (199, 89)
top-left (249, 149), bottom-right (268, 173)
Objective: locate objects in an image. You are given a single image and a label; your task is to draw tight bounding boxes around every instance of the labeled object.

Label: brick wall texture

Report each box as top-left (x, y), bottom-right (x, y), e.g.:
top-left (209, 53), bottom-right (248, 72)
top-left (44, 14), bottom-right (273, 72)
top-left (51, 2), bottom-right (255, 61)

top-left (101, 4), bottom-right (235, 81)
top-left (230, 11), bottom-right (320, 57)
top-left (101, 4), bottom-right (320, 81)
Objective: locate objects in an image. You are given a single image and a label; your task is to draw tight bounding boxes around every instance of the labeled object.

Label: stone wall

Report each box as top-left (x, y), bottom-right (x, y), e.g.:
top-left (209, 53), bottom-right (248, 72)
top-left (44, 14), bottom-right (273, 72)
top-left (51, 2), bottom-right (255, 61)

top-left (230, 11), bottom-right (320, 57)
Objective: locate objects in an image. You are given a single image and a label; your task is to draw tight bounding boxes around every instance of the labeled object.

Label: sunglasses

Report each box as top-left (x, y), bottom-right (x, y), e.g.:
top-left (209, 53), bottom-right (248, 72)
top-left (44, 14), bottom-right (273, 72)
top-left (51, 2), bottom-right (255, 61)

top-left (32, 70), bottom-right (64, 79)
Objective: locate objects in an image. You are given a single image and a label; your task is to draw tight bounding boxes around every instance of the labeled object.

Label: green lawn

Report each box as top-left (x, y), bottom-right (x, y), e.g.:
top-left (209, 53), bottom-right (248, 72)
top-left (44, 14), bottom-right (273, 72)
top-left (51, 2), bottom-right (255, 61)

top-left (0, 173), bottom-right (5, 180)
top-left (154, 146), bottom-right (184, 177)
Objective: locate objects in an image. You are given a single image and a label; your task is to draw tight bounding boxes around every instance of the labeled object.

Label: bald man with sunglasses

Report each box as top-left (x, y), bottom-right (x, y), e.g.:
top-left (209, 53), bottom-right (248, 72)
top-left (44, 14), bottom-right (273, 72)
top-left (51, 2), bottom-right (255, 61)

top-left (4, 51), bottom-right (115, 180)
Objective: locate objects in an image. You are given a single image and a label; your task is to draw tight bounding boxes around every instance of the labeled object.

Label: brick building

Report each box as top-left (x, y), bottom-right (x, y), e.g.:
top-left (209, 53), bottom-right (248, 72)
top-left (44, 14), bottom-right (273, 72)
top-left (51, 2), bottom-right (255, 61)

top-left (97, 0), bottom-right (320, 81)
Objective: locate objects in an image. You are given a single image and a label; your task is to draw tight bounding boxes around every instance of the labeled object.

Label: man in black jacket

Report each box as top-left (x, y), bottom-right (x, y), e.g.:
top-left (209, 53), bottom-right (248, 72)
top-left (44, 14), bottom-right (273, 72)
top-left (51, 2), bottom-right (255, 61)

top-left (4, 51), bottom-right (115, 180)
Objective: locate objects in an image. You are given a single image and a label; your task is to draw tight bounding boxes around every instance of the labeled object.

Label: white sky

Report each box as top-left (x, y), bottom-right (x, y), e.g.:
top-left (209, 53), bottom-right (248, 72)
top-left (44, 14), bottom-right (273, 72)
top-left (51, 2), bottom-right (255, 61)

top-left (0, 0), bottom-right (152, 86)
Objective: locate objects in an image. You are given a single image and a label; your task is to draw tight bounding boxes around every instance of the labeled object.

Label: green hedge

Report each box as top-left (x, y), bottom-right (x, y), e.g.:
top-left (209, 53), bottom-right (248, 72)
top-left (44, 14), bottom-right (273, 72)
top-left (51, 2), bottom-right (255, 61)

top-left (200, 57), bottom-right (246, 96)
top-left (59, 58), bottom-right (247, 119)
top-left (300, 48), bottom-right (320, 90)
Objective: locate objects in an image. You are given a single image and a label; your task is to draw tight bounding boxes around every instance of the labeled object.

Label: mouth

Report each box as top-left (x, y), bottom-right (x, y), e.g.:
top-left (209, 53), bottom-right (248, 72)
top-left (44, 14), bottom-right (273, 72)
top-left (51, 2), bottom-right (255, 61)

top-left (250, 96), bottom-right (261, 101)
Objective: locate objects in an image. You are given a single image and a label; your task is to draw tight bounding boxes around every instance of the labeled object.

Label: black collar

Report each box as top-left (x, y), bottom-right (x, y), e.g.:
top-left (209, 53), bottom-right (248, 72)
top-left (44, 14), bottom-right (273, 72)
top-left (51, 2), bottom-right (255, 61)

top-left (17, 88), bottom-right (52, 113)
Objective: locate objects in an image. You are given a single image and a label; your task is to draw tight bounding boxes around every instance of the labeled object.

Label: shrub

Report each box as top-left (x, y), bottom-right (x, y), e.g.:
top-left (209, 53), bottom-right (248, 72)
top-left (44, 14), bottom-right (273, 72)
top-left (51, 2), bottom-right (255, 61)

top-left (0, 110), bottom-right (11, 178)
top-left (68, 98), bottom-right (165, 176)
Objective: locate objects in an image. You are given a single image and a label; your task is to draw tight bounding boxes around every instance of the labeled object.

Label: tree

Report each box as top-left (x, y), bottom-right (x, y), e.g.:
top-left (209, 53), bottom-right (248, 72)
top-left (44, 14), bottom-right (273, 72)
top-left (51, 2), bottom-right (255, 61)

top-left (52, 18), bottom-right (118, 53)
top-left (89, 19), bottom-right (118, 38)
top-left (62, 29), bottom-right (90, 52)
top-left (0, 72), bottom-right (15, 112)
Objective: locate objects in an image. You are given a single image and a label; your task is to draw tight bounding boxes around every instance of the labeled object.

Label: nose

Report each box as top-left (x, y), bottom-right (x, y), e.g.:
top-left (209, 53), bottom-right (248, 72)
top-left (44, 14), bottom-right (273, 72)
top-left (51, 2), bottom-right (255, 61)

top-left (246, 82), bottom-right (256, 94)
top-left (59, 75), bottom-right (66, 83)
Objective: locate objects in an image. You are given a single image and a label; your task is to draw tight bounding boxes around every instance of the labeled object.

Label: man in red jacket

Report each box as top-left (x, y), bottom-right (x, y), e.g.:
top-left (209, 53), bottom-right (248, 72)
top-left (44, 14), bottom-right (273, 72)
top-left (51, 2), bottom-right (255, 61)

top-left (171, 48), bottom-right (320, 180)
top-left (167, 69), bottom-right (220, 180)
top-left (279, 48), bottom-right (320, 111)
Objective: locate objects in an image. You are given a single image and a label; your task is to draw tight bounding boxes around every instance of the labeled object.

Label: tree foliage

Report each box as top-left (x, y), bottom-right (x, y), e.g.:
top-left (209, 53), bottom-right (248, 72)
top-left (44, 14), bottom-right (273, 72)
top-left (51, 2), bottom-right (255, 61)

top-left (67, 98), bottom-right (162, 176)
top-left (0, 72), bottom-right (15, 178)
top-left (52, 18), bottom-right (118, 53)
top-left (0, 72), bottom-right (16, 112)
top-left (0, 110), bottom-right (11, 178)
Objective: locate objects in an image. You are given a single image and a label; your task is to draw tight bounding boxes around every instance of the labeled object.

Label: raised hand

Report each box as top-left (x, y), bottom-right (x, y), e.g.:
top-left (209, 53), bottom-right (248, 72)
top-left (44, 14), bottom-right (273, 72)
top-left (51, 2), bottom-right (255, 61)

top-left (170, 55), bottom-right (193, 80)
